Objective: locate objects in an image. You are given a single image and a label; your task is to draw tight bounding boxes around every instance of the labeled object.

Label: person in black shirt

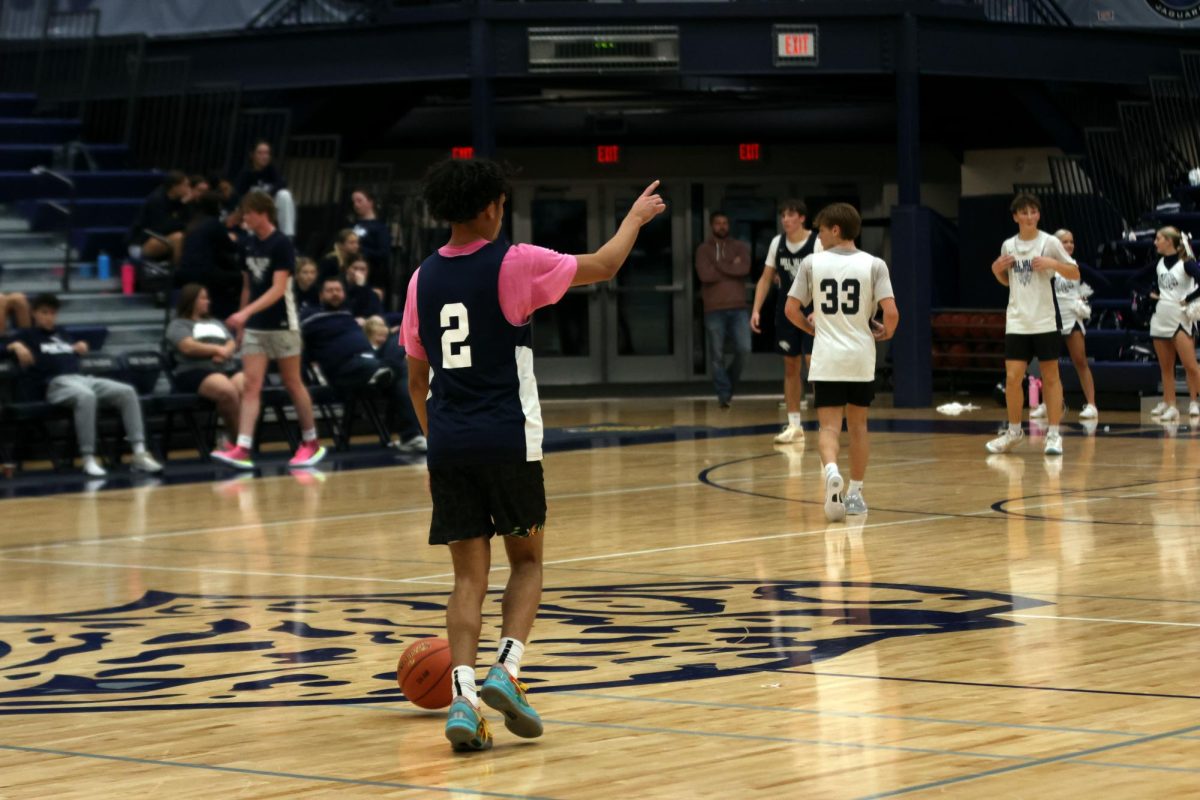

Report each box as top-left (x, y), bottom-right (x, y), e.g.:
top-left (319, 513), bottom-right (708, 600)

top-left (177, 191), bottom-right (242, 320)
top-left (5, 294), bottom-right (162, 476)
top-left (234, 140), bottom-right (295, 238)
top-left (317, 228), bottom-right (360, 283)
top-left (293, 257), bottom-right (320, 312)
top-left (345, 255), bottom-right (384, 321)
top-left (213, 192), bottom-right (324, 470)
top-left (129, 171), bottom-right (190, 265)
top-left (351, 188), bottom-right (391, 299)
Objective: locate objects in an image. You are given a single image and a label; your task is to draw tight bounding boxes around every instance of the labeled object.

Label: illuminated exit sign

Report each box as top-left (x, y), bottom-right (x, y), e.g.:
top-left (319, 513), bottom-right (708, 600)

top-left (773, 25), bottom-right (818, 67)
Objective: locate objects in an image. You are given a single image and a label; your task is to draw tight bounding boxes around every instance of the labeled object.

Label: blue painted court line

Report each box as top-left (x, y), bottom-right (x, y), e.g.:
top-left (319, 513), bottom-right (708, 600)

top-left (0, 743), bottom-right (558, 799)
top-left (554, 691), bottom-right (1150, 739)
top-left (855, 721), bottom-right (1200, 798)
top-left (779, 669), bottom-right (1200, 702)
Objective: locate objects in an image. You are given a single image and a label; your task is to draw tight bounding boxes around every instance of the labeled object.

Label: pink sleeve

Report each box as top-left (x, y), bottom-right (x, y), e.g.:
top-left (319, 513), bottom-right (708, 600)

top-left (498, 244), bottom-right (579, 326)
top-left (399, 267), bottom-right (426, 361)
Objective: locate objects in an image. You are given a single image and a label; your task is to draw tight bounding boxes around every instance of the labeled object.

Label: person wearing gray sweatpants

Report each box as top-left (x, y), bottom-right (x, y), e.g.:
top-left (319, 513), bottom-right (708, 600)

top-left (6, 294), bottom-right (163, 477)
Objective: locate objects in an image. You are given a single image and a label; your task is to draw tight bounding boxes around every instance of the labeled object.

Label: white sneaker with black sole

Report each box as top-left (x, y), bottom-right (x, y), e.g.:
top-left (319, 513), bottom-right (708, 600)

top-left (823, 469), bottom-right (846, 522)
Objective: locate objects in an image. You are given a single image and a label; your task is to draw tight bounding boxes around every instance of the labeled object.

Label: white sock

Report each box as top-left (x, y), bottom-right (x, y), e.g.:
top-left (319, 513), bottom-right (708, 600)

top-left (787, 413), bottom-right (802, 427)
top-left (1048, 425), bottom-right (1060, 436)
top-left (302, 428), bottom-right (317, 443)
top-left (236, 434), bottom-right (253, 449)
top-left (496, 637), bottom-right (525, 679)
top-left (132, 442), bottom-right (146, 455)
top-left (824, 462), bottom-right (839, 479)
top-left (849, 480), bottom-right (863, 496)
top-left (1008, 423), bottom-right (1021, 436)
top-left (451, 665), bottom-right (478, 705)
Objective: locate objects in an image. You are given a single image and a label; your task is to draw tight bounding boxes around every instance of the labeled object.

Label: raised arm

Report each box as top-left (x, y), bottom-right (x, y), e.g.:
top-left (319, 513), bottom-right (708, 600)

top-left (572, 181), bottom-right (666, 286)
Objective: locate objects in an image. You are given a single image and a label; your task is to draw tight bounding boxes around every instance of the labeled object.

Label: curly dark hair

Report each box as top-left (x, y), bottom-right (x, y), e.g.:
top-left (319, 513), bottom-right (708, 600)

top-left (422, 158), bottom-right (513, 224)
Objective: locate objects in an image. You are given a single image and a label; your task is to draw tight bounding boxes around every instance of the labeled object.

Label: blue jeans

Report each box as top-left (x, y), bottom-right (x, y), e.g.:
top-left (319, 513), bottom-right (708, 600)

top-left (704, 308), bottom-right (751, 403)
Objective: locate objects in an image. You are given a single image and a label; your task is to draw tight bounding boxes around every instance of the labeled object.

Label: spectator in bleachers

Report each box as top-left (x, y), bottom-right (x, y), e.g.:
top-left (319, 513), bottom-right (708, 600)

top-left (235, 140), bottom-right (296, 239)
top-left (293, 257), bottom-right (320, 311)
top-left (130, 171), bottom-right (190, 265)
top-left (363, 316), bottom-right (389, 349)
top-left (166, 283), bottom-right (244, 440)
top-left (300, 276), bottom-right (426, 452)
top-left (350, 188), bottom-right (392, 300)
top-left (214, 191), bottom-right (325, 470)
top-left (189, 174), bottom-right (210, 199)
top-left (317, 228), bottom-right (360, 283)
top-left (5, 294), bottom-right (162, 476)
top-left (345, 255), bottom-right (384, 322)
top-left (0, 291), bottom-right (31, 335)
top-left (208, 172), bottom-right (239, 219)
top-left (177, 191), bottom-right (242, 321)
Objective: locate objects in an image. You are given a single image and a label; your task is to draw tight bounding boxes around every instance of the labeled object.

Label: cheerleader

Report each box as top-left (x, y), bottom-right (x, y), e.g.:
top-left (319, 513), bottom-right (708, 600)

top-left (1143, 227), bottom-right (1200, 421)
top-left (1030, 229), bottom-right (1102, 420)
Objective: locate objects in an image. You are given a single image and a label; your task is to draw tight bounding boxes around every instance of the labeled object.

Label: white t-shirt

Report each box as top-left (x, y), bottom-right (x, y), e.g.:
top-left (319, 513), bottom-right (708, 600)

top-left (789, 245), bottom-right (894, 382)
top-left (1000, 231), bottom-right (1076, 335)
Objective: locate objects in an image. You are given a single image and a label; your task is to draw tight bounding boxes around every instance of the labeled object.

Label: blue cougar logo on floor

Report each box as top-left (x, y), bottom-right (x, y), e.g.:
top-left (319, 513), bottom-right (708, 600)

top-left (0, 581), bottom-right (1049, 713)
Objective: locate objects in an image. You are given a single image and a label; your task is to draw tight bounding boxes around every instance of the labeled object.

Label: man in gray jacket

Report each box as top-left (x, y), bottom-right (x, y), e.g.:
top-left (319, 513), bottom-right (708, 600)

top-left (695, 211), bottom-right (751, 407)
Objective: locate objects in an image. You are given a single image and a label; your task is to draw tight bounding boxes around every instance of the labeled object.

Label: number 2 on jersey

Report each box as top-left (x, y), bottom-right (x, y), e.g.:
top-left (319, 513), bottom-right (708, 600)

top-left (818, 278), bottom-right (861, 315)
top-left (440, 303), bottom-right (472, 368)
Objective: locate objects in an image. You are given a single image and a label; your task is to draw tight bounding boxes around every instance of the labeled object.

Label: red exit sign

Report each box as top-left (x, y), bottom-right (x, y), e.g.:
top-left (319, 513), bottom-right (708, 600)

top-left (596, 144), bottom-right (620, 164)
top-left (774, 25), bottom-right (818, 66)
top-left (738, 143), bottom-right (761, 162)
top-left (451, 146), bottom-right (474, 160)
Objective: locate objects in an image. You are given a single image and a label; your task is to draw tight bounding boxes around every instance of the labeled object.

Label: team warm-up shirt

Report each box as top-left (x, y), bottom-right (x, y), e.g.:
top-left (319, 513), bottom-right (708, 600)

top-left (401, 239), bottom-right (577, 465)
top-left (788, 245), bottom-right (894, 382)
top-left (999, 231), bottom-right (1075, 335)
top-left (241, 229), bottom-right (297, 331)
top-left (766, 232), bottom-right (821, 320)
top-left (16, 327), bottom-right (80, 391)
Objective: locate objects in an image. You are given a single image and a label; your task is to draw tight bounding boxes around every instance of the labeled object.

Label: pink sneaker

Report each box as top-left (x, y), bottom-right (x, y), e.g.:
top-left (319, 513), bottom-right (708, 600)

top-left (289, 440), bottom-right (327, 468)
top-left (211, 444), bottom-right (254, 469)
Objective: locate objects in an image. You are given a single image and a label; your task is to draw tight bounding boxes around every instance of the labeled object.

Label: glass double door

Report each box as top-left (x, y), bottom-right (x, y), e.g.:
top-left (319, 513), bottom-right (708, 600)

top-left (512, 183), bottom-right (689, 385)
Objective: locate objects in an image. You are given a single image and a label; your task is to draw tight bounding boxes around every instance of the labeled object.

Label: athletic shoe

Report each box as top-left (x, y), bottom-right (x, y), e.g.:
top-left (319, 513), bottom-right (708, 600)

top-left (211, 444), bottom-right (254, 470)
top-left (1081, 419), bottom-right (1098, 436)
top-left (81, 458), bottom-right (107, 477)
top-left (444, 698), bottom-right (493, 752)
top-left (1151, 401), bottom-right (1168, 416)
top-left (1161, 406), bottom-right (1180, 422)
top-left (773, 423), bottom-right (804, 444)
top-left (1029, 403), bottom-right (1047, 419)
top-left (368, 367), bottom-right (394, 388)
top-left (289, 441), bottom-right (327, 468)
top-left (1079, 404), bottom-right (1098, 420)
top-left (391, 434), bottom-right (428, 454)
top-left (1044, 431), bottom-right (1063, 456)
top-left (844, 492), bottom-right (868, 515)
top-left (480, 664), bottom-right (543, 739)
top-left (130, 452), bottom-right (163, 473)
top-left (986, 428), bottom-right (1024, 454)
top-left (823, 470), bottom-right (846, 522)
top-left (1190, 401), bottom-right (1200, 417)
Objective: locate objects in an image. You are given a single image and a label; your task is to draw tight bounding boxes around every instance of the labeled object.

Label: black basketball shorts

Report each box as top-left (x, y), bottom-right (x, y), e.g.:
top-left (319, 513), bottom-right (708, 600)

top-left (812, 380), bottom-right (875, 408)
top-left (428, 461), bottom-right (547, 545)
top-left (1004, 331), bottom-right (1061, 363)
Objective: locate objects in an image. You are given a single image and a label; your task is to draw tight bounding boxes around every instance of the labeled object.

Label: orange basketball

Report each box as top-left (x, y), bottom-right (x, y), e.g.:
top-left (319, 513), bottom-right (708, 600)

top-left (397, 637), bottom-right (453, 709)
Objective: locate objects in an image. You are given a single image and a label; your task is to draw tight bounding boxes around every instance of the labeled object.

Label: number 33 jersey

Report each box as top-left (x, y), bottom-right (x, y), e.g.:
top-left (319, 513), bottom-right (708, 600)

top-left (788, 246), bottom-right (894, 382)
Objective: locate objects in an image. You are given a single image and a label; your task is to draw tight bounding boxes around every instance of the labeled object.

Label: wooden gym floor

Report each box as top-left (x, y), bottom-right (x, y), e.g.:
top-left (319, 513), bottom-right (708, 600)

top-left (0, 397), bottom-right (1198, 798)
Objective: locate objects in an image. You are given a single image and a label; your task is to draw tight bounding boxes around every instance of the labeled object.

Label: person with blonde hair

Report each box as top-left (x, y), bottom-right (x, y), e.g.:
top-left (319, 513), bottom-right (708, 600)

top-left (1139, 226), bottom-right (1200, 421)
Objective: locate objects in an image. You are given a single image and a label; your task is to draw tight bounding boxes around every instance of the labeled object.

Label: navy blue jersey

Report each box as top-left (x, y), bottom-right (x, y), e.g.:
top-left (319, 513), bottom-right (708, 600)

top-left (773, 231), bottom-right (818, 318)
top-left (415, 239), bottom-right (539, 467)
top-left (242, 230), bottom-right (297, 331)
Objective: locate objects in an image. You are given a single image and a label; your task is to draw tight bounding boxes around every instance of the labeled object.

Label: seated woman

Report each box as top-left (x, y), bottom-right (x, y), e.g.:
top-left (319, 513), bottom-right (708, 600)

top-left (166, 283), bottom-right (245, 439)
top-left (234, 140), bottom-right (295, 238)
top-left (0, 291), bottom-right (31, 335)
top-left (293, 257), bottom-right (320, 311)
top-left (345, 255), bottom-right (384, 321)
top-left (317, 229), bottom-right (360, 283)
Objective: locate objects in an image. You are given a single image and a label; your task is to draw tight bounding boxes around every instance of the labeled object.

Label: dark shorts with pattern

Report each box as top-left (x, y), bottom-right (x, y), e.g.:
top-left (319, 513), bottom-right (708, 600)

top-left (428, 461), bottom-right (546, 545)
top-left (1004, 331), bottom-right (1061, 362)
top-left (812, 380), bottom-right (875, 408)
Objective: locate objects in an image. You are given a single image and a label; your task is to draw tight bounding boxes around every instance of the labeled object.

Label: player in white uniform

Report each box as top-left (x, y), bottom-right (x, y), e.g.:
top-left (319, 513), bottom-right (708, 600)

top-left (1029, 229), bottom-right (1098, 421)
top-left (1144, 227), bottom-right (1200, 421)
top-left (785, 203), bottom-right (898, 522)
top-left (986, 193), bottom-right (1079, 457)
top-left (750, 200), bottom-right (821, 444)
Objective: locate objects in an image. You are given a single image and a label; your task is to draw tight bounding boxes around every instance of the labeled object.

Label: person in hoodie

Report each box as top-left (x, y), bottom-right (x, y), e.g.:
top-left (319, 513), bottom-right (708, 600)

top-left (694, 211), bottom-right (752, 408)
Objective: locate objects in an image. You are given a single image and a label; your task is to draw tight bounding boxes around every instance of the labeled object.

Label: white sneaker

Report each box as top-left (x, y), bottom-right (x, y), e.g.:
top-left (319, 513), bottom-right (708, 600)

top-left (1190, 401), bottom-right (1200, 417)
top-left (1151, 401), bottom-right (1168, 416)
top-left (986, 428), bottom-right (1025, 454)
top-left (844, 492), bottom-right (868, 515)
top-left (773, 424), bottom-right (804, 444)
top-left (1161, 406), bottom-right (1180, 422)
top-left (131, 452), bottom-right (164, 473)
top-left (1029, 403), bottom-right (1047, 419)
top-left (1079, 404), bottom-right (1098, 419)
top-left (392, 434), bottom-right (428, 454)
top-left (1044, 431), bottom-right (1063, 456)
top-left (81, 457), bottom-right (107, 477)
top-left (823, 469), bottom-right (846, 522)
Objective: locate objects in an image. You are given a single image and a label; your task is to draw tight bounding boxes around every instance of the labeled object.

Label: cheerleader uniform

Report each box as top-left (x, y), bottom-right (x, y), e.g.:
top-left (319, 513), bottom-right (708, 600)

top-left (1149, 254), bottom-right (1200, 339)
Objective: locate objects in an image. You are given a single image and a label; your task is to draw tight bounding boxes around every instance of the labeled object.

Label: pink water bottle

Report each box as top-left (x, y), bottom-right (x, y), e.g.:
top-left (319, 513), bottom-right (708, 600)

top-left (1028, 376), bottom-right (1042, 409)
top-left (121, 262), bottom-right (136, 295)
